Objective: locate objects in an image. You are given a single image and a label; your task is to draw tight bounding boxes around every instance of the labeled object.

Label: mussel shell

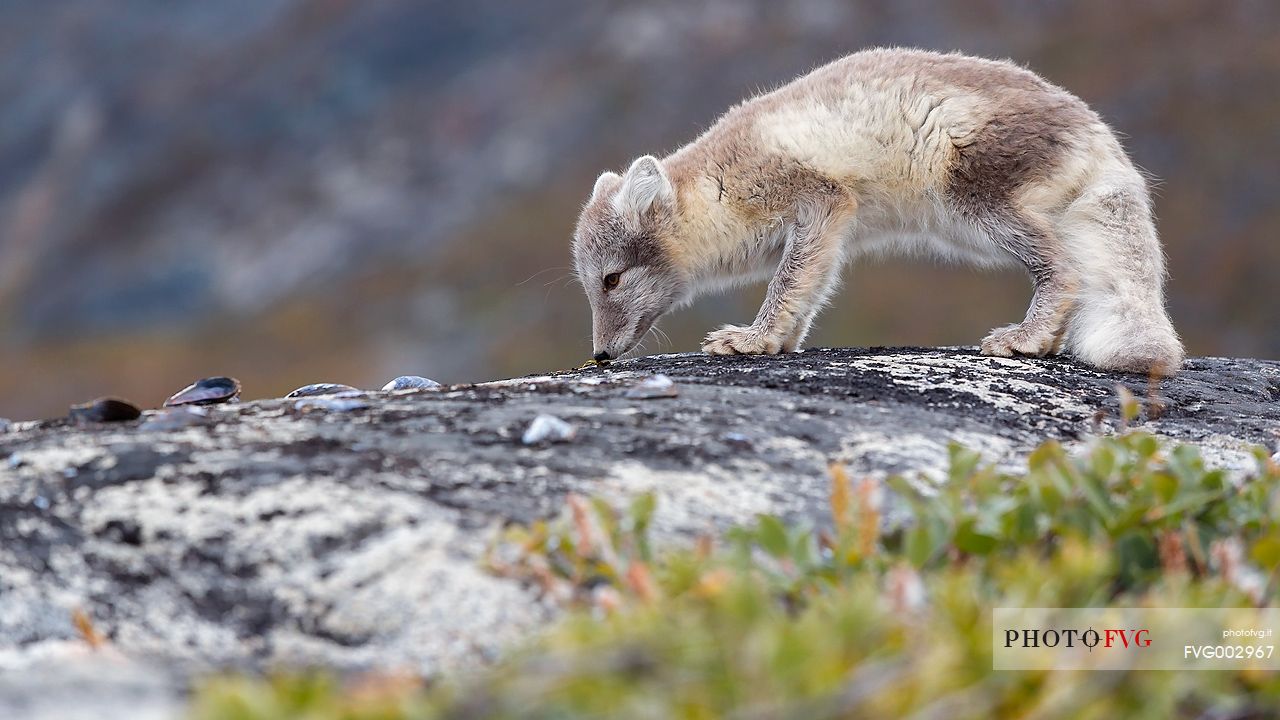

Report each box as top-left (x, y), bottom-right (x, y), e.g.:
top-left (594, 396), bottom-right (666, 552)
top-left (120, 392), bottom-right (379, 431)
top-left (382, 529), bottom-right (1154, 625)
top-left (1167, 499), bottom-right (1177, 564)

top-left (285, 383), bottom-right (359, 398)
top-left (165, 376), bottom-right (242, 407)
top-left (69, 398), bottom-right (142, 424)
top-left (381, 375), bottom-right (441, 391)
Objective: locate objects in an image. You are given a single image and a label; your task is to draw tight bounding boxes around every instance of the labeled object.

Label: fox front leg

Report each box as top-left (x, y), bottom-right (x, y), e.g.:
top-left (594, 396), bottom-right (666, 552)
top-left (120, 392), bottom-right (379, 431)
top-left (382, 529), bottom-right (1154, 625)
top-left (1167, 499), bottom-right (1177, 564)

top-left (702, 198), bottom-right (856, 355)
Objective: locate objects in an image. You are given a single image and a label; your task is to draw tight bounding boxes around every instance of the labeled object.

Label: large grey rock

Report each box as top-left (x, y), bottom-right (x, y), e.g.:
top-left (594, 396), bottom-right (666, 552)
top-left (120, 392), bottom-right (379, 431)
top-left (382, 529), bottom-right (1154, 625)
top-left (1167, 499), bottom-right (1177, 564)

top-left (1, 347), bottom-right (1278, 715)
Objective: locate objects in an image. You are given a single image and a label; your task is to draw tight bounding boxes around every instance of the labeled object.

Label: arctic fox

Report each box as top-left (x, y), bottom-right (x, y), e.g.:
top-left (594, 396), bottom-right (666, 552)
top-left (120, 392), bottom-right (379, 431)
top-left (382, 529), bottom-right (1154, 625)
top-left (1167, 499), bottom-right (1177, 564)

top-left (572, 48), bottom-right (1184, 375)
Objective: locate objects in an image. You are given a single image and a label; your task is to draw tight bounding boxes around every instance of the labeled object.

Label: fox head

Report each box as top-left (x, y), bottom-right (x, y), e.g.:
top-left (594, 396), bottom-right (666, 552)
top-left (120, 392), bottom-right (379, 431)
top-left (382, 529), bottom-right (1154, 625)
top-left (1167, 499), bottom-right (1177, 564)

top-left (572, 155), bottom-right (689, 361)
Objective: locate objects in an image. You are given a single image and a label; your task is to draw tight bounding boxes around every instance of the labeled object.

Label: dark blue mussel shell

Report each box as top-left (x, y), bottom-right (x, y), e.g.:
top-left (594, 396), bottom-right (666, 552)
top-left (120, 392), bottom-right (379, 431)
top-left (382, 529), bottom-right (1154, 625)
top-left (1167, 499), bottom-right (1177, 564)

top-left (69, 398), bottom-right (142, 423)
top-left (164, 376), bottom-right (242, 407)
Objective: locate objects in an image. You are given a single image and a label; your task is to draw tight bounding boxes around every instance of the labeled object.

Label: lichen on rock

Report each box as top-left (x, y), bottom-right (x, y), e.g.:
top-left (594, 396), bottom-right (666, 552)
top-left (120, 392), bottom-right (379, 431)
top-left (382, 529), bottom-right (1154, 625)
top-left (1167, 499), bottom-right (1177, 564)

top-left (1, 347), bottom-right (1277, 716)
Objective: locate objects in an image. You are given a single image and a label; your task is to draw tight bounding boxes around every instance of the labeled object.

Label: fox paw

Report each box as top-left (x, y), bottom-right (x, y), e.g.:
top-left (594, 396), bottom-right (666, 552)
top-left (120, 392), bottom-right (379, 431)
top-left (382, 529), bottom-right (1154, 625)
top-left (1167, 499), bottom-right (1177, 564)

top-left (980, 323), bottom-right (1056, 358)
top-left (702, 325), bottom-right (785, 355)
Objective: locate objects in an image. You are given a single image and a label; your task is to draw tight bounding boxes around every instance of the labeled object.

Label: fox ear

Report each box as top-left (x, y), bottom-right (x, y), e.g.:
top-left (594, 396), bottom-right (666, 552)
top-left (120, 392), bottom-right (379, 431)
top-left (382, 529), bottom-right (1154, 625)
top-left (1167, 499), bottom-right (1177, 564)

top-left (591, 171), bottom-right (621, 202)
top-left (614, 155), bottom-right (673, 219)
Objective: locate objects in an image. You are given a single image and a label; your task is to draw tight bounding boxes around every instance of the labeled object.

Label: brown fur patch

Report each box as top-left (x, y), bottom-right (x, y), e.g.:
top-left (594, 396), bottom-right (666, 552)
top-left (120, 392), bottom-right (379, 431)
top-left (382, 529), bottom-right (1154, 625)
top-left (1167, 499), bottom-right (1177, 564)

top-left (929, 54), bottom-right (1097, 213)
top-left (855, 53), bottom-right (1100, 278)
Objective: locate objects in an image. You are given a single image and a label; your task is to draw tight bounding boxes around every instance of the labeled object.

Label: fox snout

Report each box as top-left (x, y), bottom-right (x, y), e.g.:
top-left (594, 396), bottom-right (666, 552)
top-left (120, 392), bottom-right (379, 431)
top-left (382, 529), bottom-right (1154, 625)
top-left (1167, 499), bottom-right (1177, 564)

top-left (592, 303), bottom-right (661, 361)
top-left (592, 313), bottom-right (638, 361)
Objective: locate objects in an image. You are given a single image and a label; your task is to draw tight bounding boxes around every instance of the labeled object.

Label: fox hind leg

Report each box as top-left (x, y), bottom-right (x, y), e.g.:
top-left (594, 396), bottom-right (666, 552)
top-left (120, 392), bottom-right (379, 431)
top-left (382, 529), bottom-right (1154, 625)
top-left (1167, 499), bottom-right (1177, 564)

top-left (977, 212), bottom-right (1077, 359)
top-left (1057, 183), bottom-right (1184, 375)
top-left (980, 278), bottom-right (1074, 358)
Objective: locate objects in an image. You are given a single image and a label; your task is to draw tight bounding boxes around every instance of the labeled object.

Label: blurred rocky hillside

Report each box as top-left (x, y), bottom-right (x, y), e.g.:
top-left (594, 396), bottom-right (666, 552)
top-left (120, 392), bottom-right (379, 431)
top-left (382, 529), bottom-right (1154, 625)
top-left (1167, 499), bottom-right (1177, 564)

top-left (1, 0), bottom-right (1277, 419)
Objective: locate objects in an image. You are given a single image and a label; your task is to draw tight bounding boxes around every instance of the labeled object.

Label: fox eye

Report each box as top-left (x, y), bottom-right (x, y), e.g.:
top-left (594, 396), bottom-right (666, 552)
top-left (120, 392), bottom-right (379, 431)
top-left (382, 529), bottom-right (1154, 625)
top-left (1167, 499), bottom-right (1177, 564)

top-left (603, 272), bottom-right (621, 291)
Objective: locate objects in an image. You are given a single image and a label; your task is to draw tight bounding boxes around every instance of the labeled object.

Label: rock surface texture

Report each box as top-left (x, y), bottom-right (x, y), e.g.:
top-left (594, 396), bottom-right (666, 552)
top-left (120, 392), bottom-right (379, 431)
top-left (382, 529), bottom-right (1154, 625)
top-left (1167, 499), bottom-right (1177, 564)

top-left (2, 347), bottom-right (1278, 716)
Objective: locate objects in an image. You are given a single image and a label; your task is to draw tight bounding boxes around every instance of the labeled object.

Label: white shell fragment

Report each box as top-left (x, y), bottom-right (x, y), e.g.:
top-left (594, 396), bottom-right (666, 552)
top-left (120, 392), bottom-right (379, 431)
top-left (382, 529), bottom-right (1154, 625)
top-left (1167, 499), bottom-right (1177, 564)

top-left (624, 374), bottom-right (678, 399)
top-left (521, 414), bottom-right (576, 445)
top-left (382, 375), bottom-right (441, 391)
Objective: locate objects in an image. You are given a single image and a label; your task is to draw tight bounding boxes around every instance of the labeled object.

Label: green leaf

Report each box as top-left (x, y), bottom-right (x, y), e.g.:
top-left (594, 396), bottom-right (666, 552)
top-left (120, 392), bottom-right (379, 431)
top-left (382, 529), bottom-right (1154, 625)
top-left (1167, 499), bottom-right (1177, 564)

top-left (791, 530), bottom-right (815, 570)
top-left (1149, 490), bottom-right (1224, 524)
top-left (590, 497), bottom-right (619, 545)
top-left (1004, 501), bottom-right (1041, 545)
top-left (1168, 445), bottom-right (1205, 485)
top-left (1134, 433), bottom-right (1160, 459)
top-left (1115, 530), bottom-right (1158, 582)
top-left (629, 492), bottom-right (657, 536)
top-left (1074, 470), bottom-right (1118, 529)
top-left (948, 443), bottom-right (982, 484)
top-left (1150, 472), bottom-right (1178, 503)
top-left (756, 515), bottom-right (790, 558)
top-left (954, 518), bottom-right (999, 555)
top-left (1251, 532), bottom-right (1280, 571)
top-left (905, 512), bottom-right (949, 567)
top-left (1027, 440), bottom-right (1063, 471)
top-left (1090, 445), bottom-right (1116, 482)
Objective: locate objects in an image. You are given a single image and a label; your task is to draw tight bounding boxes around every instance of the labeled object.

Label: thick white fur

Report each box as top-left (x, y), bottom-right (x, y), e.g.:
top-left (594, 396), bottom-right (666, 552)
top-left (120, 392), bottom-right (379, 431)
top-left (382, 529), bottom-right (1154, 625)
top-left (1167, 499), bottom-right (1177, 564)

top-left (613, 156), bottom-right (674, 222)
top-left (650, 50), bottom-right (1184, 374)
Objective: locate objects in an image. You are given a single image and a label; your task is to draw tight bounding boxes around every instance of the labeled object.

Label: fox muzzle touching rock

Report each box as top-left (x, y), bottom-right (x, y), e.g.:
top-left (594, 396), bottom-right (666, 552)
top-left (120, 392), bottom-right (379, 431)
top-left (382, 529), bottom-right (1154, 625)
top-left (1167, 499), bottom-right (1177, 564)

top-left (573, 156), bottom-right (691, 361)
top-left (571, 48), bottom-right (1184, 374)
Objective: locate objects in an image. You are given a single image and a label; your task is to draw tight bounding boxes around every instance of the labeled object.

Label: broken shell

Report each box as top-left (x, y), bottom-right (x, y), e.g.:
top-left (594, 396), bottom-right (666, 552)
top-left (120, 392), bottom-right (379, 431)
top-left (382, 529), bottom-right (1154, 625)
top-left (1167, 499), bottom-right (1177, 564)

top-left (382, 375), bottom-right (441, 391)
top-left (0, 418), bottom-right (10, 434)
top-left (624, 374), bottom-right (678, 399)
top-left (286, 383), bottom-right (360, 398)
top-left (165, 376), bottom-right (242, 407)
top-left (521, 414), bottom-right (576, 445)
top-left (139, 406), bottom-right (211, 432)
top-left (69, 398), bottom-right (142, 424)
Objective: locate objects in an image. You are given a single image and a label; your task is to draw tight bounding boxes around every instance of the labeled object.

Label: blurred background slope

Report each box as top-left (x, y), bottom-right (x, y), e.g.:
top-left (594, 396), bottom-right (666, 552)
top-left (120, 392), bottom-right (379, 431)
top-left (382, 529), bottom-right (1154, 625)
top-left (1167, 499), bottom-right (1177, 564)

top-left (1, 0), bottom-right (1277, 419)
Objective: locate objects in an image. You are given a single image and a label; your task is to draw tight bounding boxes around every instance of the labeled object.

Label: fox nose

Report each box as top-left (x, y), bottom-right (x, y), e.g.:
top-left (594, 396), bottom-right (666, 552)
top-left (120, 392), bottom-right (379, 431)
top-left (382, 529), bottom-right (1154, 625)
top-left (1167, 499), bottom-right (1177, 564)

top-left (593, 350), bottom-right (611, 362)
